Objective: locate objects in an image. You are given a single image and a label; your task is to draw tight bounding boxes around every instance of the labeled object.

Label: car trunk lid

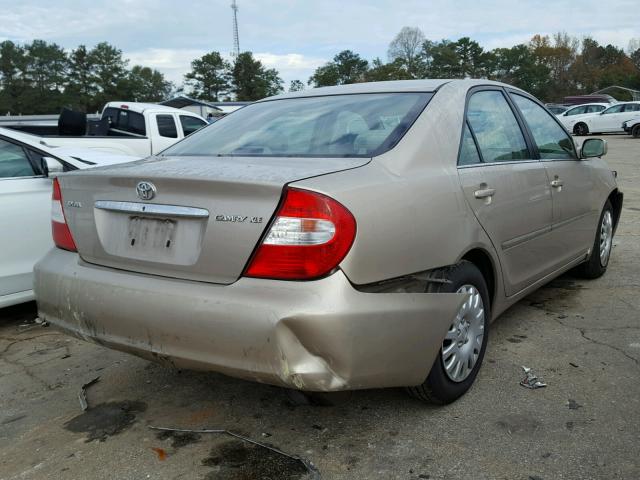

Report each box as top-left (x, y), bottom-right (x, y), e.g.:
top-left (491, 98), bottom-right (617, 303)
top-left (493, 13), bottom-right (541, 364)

top-left (58, 155), bottom-right (369, 284)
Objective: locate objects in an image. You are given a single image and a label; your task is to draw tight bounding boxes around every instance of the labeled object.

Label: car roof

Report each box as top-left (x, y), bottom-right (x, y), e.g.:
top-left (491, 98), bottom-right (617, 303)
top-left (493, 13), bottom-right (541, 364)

top-left (261, 79), bottom-right (519, 101)
top-left (103, 102), bottom-right (201, 116)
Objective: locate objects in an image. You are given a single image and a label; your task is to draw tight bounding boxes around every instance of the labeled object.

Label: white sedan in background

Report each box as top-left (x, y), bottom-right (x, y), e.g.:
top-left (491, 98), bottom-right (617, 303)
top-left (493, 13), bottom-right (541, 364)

top-left (572, 101), bottom-right (640, 136)
top-left (556, 103), bottom-right (609, 134)
top-left (0, 127), bottom-right (139, 308)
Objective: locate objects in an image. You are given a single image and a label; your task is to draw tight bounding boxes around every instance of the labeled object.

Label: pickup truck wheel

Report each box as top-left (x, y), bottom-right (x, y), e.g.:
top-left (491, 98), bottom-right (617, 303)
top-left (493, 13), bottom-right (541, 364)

top-left (633, 125), bottom-right (640, 138)
top-left (575, 200), bottom-right (614, 279)
top-left (406, 260), bottom-right (490, 405)
top-left (574, 123), bottom-right (589, 136)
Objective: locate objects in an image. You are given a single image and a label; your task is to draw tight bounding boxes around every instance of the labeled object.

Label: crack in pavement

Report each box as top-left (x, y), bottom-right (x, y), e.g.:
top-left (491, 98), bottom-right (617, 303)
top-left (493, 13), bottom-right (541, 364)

top-left (554, 317), bottom-right (639, 366)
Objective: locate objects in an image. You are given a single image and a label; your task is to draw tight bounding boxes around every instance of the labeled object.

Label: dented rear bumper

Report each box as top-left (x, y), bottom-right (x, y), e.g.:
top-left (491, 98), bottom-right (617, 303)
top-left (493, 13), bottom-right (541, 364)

top-left (34, 249), bottom-right (466, 391)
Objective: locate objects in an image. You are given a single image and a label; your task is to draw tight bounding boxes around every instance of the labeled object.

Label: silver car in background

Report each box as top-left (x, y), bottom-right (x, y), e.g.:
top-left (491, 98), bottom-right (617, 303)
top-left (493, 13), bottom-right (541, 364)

top-left (34, 80), bottom-right (622, 404)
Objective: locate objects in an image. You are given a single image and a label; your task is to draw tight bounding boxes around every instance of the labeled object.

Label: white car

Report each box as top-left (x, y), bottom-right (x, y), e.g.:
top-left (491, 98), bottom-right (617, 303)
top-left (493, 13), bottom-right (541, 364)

top-left (6, 102), bottom-right (208, 157)
top-left (556, 103), bottom-right (609, 134)
top-left (0, 127), bottom-right (139, 308)
top-left (573, 101), bottom-right (640, 135)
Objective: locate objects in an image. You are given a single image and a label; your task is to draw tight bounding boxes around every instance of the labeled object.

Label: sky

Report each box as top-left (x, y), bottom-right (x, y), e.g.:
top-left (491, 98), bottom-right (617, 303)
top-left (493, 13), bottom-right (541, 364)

top-left (0, 0), bottom-right (637, 90)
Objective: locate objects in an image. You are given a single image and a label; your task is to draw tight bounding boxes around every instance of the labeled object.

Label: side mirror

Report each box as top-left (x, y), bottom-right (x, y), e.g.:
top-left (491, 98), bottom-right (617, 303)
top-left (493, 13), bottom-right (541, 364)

top-left (580, 138), bottom-right (607, 159)
top-left (41, 156), bottom-right (64, 177)
top-left (563, 111), bottom-right (568, 116)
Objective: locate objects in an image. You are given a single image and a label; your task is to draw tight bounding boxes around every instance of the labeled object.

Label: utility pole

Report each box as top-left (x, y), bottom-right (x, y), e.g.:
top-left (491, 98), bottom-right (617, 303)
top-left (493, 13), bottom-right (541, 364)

top-left (231, 0), bottom-right (240, 58)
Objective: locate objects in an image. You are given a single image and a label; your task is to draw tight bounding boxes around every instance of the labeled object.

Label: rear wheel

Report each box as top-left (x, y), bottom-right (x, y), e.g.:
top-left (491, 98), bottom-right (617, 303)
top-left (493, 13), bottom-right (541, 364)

top-left (632, 125), bottom-right (640, 138)
top-left (574, 123), bottom-right (589, 136)
top-left (576, 200), bottom-right (614, 279)
top-left (407, 261), bottom-right (490, 404)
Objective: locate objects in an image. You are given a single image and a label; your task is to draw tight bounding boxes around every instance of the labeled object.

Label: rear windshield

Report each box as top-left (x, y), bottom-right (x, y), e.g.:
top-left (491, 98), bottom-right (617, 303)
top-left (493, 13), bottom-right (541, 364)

top-left (163, 93), bottom-right (433, 158)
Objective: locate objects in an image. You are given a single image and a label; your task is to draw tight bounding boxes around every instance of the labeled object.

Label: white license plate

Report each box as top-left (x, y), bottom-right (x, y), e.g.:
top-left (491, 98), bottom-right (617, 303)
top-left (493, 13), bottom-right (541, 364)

top-left (128, 216), bottom-right (176, 249)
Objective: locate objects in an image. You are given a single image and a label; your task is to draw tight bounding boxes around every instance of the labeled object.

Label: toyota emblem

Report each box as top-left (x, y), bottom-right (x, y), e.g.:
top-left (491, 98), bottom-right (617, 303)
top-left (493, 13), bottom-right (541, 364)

top-left (136, 181), bottom-right (156, 201)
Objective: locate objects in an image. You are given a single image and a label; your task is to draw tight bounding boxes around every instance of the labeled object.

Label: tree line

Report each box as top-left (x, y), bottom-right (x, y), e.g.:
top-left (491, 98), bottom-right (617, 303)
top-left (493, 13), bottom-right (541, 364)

top-left (306, 29), bottom-right (640, 102)
top-left (1, 29), bottom-right (639, 115)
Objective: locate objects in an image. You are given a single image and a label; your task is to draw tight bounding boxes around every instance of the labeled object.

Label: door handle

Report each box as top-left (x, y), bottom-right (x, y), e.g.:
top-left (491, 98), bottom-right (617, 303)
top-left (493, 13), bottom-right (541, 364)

top-left (550, 179), bottom-right (564, 188)
top-left (474, 188), bottom-right (496, 199)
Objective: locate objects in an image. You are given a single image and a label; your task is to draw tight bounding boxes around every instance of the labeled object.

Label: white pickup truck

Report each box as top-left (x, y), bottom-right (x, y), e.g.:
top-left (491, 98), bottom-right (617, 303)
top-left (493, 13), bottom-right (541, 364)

top-left (5, 102), bottom-right (208, 157)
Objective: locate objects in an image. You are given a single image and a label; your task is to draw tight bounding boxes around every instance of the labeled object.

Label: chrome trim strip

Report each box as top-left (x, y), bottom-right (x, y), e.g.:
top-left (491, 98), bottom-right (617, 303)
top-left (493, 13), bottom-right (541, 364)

top-left (94, 200), bottom-right (209, 218)
top-left (550, 210), bottom-right (594, 230)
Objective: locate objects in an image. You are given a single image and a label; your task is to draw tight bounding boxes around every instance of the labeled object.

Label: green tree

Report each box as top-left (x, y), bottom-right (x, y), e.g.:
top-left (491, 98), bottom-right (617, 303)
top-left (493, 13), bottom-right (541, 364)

top-left (289, 79), bottom-right (305, 92)
top-left (22, 40), bottom-right (68, 113)
top-left (231, 52), bottom-right (283, 101)
top-left (489, 44), bottom-right (550, 98)
top-left (65, 45), bottom-right (97, 111)
top-left (365, 58), bottom-right (413, 81)
top-left (88, 42), bottom-right (129, 110)
top-left (0, 41), bottom-right (28, 114)
top-left (308, 50), bottom-right (368, 87)
top-left (123, 65), bottom-right (173, 102)
top-left (185, 51), bottom-right (231, 101)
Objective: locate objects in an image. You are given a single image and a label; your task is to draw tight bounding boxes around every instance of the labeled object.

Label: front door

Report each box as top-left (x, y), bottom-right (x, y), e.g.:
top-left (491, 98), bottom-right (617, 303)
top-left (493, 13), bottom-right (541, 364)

top-left (589, 104), bottom-right (627, 133)
top-left (457, 89), bottom-right (554, 296)
top-left (0, 139), bottom-right (52, 300)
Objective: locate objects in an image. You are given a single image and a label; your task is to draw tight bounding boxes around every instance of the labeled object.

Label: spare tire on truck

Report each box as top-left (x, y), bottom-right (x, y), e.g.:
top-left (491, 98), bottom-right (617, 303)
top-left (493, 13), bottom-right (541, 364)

top-left (58, 108), bottom-right (87, 136)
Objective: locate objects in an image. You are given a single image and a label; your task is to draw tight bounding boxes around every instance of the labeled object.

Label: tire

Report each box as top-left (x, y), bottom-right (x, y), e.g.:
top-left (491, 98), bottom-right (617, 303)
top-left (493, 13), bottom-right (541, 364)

top-left (573, 123), bottom-right (589, 136)
top-left (575, 200), bottom-right (614, 279)
top-left (406, 260), bottom-right (490, 404)
top-left (632, 125), bottom-right (640, 139)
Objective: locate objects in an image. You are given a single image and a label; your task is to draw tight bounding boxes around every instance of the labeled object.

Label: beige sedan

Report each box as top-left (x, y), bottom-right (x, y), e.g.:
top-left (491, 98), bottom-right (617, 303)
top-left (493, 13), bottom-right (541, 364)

top-left (34, 80), bottom-right (622, 404)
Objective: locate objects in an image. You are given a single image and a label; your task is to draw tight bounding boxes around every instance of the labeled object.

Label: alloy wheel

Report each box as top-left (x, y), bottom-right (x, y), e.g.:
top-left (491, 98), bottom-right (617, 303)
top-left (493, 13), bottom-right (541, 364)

top-left (599, 210), bottom-right (613, 267)
top-left (441, 284), bottom-right (485, 382)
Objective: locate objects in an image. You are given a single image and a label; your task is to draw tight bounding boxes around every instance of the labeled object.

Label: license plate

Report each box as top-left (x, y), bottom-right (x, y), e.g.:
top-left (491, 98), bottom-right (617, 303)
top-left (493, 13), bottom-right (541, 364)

top-left (128, 216), bottom-right (176, 249)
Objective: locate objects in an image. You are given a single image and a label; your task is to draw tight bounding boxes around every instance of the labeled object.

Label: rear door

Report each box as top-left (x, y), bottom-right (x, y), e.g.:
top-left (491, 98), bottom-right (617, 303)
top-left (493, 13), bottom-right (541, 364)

top-left (457, 88), bottom-right (554, 296)
top-left (509, 92), bottom-right (597, 267)
top-left (0, 138), bottom-right (51, 299)
top-left (589, 104), bottom-right (626, 132)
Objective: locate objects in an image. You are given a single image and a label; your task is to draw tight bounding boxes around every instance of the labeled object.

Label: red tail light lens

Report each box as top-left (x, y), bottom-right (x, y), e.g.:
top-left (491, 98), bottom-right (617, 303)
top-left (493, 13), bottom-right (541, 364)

top-left (244, 188), bottom-right (356, 280)
top-left (52, 178), bottom-right (77, 252)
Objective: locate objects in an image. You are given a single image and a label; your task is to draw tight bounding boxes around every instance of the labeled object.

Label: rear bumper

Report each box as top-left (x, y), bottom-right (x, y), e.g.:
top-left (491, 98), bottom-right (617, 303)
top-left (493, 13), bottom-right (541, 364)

top-left (34, 249), bottom-right (466, 391)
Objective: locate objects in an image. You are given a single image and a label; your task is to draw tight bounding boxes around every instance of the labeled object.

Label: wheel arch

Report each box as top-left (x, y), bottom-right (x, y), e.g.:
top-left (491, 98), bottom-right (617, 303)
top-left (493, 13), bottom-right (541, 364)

top-left (459, 247), bottom-right (497, 310)
top-left (608, 188), bottom-right (623, 234)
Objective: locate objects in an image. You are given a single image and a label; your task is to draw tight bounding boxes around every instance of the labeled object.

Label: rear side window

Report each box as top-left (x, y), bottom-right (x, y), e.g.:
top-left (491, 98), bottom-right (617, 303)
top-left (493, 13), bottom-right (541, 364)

top-left (566, 106), bottom-right (586, 116)
top-left (157, 115), bottom-right (178, 138)
top-left (458, 123), bottom-right (482, 166)
top-left (624, 104), bottom-right (640, 112)
top-left (466, 90), bottom-right (529, 163)
top-left (511, 94), bottom-right (576, 160)
top-left (587, 105), bottom-right (606, 113)
top-left (0, 139), bottom-right (35, 178)
top-left (102, 107), bottom-right (146, 136)
top-left (163, 93), bottom-right (433, 158)
top-left (180, 115), bottom-right (207, 136)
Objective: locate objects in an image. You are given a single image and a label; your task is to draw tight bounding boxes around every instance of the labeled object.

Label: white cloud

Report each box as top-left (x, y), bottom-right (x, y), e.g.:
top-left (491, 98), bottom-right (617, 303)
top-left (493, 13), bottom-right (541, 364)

top-left (124, 48), bottom-right (208, 84)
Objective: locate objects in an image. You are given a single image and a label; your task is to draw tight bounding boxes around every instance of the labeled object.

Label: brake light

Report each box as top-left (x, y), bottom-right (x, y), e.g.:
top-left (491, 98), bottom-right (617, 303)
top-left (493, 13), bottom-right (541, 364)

top-left (52, 178), bottom-right (77, 252)
top-left (244, 188), bottom-right (356, 280)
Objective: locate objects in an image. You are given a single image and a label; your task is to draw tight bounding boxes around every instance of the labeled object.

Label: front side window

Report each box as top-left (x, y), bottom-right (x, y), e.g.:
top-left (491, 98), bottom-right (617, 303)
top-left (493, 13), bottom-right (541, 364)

top-left (466, 90), bottom-right (529, 163)
top-left (0, 139), bottom-right (35, 178)
top-left (566, 106), bottom-right (586, 116)
top-left (163, 93), bottom-right (433, 158)
top-left (511, 94), bottom-right (576, 160)
top-left (180, 115), bottom-right (207, 136)
top-left (602, 105), bottom-right (623, 114)
top-left (157, 115), bottom-right (178, 138)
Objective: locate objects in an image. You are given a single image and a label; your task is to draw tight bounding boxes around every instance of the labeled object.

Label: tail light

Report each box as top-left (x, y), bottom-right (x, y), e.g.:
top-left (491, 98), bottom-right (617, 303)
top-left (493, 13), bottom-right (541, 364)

top-left (244, 187), bottom-right (356, 280)
top-left (52, 178), bottom-right (77, 252)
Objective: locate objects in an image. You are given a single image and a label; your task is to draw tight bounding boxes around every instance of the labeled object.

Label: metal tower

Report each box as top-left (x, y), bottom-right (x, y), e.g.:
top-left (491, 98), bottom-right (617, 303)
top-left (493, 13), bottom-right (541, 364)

top-left (231, 0), bottom-right (240, 57)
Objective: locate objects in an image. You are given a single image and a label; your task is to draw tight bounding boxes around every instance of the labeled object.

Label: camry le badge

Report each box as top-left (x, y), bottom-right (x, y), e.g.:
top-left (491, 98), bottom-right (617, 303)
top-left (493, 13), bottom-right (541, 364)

top-left (136, 181), bottom-right (156, 201)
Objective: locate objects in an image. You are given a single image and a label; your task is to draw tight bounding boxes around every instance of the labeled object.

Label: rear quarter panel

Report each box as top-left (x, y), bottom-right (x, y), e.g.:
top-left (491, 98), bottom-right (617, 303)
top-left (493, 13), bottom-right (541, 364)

top-left (294, 82), bottom-right (500, 287)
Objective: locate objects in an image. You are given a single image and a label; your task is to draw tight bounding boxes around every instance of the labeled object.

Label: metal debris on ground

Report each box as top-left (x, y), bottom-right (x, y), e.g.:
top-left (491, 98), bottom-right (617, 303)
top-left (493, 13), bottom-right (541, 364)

top-left (78, 376), bottom-right (100, 411)
top-left (149, 426), bottom-right (320, 478)
top-left (519, 366), bottom-right (547, 389)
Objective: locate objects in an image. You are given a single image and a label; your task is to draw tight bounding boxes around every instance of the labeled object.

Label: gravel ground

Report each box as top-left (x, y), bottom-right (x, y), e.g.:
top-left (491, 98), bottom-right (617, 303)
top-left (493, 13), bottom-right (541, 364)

top-left (1, 135), bottom-right (639, 480)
